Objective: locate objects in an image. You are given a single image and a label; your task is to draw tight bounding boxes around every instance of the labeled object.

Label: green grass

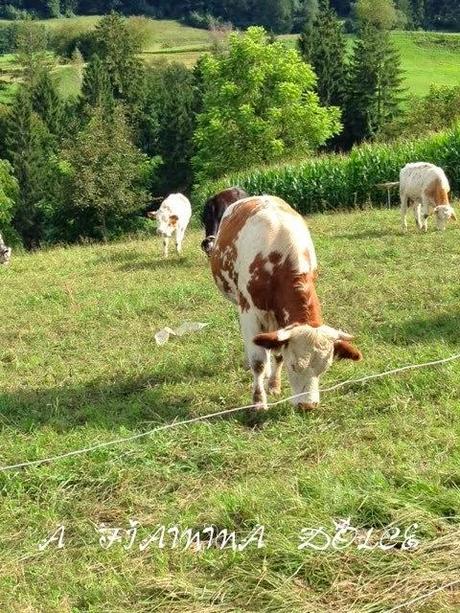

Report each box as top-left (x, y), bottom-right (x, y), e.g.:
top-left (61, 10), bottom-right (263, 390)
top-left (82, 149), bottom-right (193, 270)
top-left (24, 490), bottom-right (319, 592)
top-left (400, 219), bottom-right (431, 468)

top-left (0, 208), bottom-right (459, 611)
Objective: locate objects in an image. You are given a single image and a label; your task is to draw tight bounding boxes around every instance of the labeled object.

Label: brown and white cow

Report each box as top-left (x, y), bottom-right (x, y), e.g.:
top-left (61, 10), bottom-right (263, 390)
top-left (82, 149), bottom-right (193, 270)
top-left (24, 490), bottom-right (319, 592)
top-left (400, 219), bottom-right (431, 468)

top-left (210, 195), bottom-right (362, 411)
top-left (400, 162), bottom-right (457, 232)
top-left (147, 193), bottom-right (192, 258)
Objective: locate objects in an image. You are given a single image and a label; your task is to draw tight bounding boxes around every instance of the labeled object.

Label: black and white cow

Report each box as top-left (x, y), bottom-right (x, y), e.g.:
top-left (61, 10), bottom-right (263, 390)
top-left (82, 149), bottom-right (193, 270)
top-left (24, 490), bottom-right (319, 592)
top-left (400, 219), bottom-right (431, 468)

top-left (201, 187), bottom-right (249, 256)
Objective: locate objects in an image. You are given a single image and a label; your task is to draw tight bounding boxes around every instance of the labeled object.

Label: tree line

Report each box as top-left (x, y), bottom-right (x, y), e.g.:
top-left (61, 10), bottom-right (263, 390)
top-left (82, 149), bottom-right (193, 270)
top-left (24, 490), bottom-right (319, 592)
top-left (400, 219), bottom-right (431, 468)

top-left (0, 3), bottom-right (459, 250)
top-left (0, 0), bottom-right (459, 33)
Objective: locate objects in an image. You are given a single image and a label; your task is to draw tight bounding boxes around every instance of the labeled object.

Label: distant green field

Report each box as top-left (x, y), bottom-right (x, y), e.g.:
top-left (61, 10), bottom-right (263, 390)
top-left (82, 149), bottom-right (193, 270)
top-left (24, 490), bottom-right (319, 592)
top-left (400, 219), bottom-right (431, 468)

top-left (0, 17), bottom-right (459, 101)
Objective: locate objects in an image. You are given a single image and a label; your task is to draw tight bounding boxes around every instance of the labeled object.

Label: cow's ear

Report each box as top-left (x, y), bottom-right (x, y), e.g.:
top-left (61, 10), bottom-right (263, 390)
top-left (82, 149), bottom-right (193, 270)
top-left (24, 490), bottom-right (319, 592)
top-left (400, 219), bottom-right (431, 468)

top-left (451, 209), bottom-right (457, 222)
top-left (253, 331), bottom-right (290, 350)
top-left (334, 340), bottom-right (362, 361)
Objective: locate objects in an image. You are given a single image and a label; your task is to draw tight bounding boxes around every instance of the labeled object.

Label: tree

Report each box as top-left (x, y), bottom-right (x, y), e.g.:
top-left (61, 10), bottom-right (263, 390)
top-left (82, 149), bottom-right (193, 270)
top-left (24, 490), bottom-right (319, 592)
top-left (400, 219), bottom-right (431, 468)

top-left (0, 159), bottom-right (19, 233)
top-left (63, 105), bottom-right (149, 241)
top-left (343, 25), bottom-right (404, 145)
top-left (298, 0), bottom-right (348, 108)
top-left (92, 12), bottom-right (145, 105)
top-left (354, 0), bottom-right (398, 29)
top-left (80, 54), bottom-right (114, 111)
top-left (4, 87), bottom-right (54, 248)
top-left (140, 63), bottom-right (197, 193)
top-left (193, 26), bottom-right (342, 182)
top-left (30, 69), bottom-right (64, 139)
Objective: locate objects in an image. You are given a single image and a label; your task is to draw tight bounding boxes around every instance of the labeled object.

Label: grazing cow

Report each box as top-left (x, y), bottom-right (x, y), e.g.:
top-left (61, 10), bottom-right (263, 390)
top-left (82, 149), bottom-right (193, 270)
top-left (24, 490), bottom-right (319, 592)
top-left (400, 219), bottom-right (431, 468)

top-left (210, 195), bottom-right (362, 411)
top-left (400, 162), bottom-right (457, 232)
top-left (201, 187), bottom-right (249, 256)
top-left (147, 193), bottom-right (192, 258)
top-left (0, 233), bottom-right (11, 266)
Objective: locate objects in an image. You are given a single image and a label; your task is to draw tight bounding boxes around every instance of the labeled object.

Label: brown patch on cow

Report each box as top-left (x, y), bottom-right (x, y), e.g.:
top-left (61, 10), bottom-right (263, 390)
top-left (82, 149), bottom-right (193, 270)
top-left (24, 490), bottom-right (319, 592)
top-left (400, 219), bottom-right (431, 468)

top-left (169, 215), bottom-right (179, 226)
top-left (333, 340), bottom-right (362, 361)
top-left (210, 199), bottom-right (262, 300)
top-left (247, 252), bottom-right (322, 328)
top-left (238, 292), bottom-right (250, 312)
top-left (253, 332), bottom-right (288, 350)
top-left (425, 179), bottom-right (450, 206)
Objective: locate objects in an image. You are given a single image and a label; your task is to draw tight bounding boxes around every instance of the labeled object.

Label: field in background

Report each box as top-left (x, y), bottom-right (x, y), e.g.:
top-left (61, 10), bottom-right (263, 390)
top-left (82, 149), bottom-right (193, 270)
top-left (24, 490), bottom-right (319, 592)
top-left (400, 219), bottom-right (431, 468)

top-left (1, 209), bottom-right (459, 611)
top-left (0, 17), bottom-right (459, 102)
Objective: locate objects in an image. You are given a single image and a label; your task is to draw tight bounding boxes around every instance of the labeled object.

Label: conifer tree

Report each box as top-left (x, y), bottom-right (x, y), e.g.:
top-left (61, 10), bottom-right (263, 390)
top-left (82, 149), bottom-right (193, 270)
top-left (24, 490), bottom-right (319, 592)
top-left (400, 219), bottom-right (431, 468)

top-left (30, 70), bottom-right (64, 140)
top-left (80, 54), bottom-right (114, 111)
top-left (343, 25), bottom-right (404, 145)
top-left (4, 87), bottom-right (53, 248)
top-left (298, 0), bottom-right (348, 108)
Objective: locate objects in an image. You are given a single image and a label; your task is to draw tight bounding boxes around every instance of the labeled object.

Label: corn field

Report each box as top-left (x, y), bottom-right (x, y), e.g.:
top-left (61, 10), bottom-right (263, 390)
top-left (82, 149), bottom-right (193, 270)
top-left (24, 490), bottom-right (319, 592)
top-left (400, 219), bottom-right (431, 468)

top-left (193, 124), bottom-right (460, 215)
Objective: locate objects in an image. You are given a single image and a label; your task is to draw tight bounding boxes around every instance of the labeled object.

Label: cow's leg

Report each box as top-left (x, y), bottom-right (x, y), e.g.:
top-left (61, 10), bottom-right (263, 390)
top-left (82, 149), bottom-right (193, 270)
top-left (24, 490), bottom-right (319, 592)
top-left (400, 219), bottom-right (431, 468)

top-left (400, 194), bottom-right (409, 232)
top-left (268, 353), bottom-right (283, 395)
top-left (413, 202), bottom-right (423, 231)
top-left (163, 237), bottom-right (169, 258)
top-left (421, 199), bottom-right (430, 232)
top-left (175, 227), bottom-right (184, 254)
top-left (240, 312), bottom-right (269, 410)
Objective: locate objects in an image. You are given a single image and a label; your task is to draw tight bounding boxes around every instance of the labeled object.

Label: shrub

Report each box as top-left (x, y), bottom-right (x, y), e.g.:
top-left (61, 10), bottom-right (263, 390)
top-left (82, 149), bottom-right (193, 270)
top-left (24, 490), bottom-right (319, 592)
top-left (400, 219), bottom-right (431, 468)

top-left (193, 124), bottom-right (460, 214)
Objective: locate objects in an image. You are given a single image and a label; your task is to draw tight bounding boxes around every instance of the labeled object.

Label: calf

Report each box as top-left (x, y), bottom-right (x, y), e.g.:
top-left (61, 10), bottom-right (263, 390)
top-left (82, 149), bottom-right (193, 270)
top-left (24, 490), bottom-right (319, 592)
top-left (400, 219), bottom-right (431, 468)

top-left (147, 193), bottom-right (192, 258)
top-left (400, 162), bottom-right (457, 232)
top-left (210, 195), bottom-right (362, 411)
top-left (0, 233), bottom-right (11, 266)
top-left (201, 187), bottom-right (249, 256)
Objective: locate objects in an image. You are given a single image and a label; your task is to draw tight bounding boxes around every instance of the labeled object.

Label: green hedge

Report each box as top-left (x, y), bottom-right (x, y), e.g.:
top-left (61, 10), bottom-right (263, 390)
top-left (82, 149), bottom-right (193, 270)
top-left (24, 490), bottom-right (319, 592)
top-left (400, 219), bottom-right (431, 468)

top-left (192, 125), bottom-right (460, 215)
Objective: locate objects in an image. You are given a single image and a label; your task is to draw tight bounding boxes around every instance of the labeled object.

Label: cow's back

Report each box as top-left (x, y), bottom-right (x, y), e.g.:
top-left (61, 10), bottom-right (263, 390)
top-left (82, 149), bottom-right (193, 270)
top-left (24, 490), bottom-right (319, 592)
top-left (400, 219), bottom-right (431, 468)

top-left (161, 194), bottom-right (192, 223)
top-left (400, 163), bottom-right (450, 201)
top-left (211, 196), bottom-right (317, 309)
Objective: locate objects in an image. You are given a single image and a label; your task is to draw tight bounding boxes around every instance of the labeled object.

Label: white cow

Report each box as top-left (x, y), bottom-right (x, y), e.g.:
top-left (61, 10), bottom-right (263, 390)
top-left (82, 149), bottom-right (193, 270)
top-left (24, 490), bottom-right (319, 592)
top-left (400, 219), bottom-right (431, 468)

top-left (400, 162), bottom-right (457, 232)
top-left (0, 233), bottom-right (11, 265)
top-left (147, 194), bottom-right (192, 258)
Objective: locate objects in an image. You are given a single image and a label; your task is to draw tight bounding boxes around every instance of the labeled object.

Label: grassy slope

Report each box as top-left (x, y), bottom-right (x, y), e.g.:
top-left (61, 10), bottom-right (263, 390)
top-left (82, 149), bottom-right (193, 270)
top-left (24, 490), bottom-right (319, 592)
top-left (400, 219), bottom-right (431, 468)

top-left (0, 17), bottom-right (459, 100)
top-left (0, 209), bottom-right (459, 612)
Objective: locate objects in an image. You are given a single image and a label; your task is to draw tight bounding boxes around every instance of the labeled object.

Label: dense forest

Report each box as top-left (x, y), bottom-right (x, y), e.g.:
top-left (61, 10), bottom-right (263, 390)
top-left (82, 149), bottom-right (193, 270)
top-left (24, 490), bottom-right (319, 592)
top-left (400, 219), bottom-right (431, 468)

top-left (0, 0), bottom-right (459, 32)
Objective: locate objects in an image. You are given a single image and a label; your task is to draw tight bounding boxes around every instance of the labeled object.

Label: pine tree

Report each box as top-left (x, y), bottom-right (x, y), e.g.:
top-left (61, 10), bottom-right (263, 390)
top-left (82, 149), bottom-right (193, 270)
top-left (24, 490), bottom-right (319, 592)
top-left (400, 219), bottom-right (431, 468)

top-left (343, 25), bottom-right (404, 145)
top-left (30, 70), bottom-right (64, 139)
top-left (298, 0), bottom-right (348, 108)
top-left (80, 54), bottom-right (114, 111)
top-left (92, 12), bottom-right (146, 105)
top-left (4, 87), bottom-right (54, 248)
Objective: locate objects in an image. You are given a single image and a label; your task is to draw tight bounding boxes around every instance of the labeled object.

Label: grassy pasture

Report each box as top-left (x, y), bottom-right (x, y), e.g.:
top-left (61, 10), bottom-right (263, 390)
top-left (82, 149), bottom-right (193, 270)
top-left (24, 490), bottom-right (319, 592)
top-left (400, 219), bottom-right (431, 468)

top-left (0, 208), bottom-right (459, 611)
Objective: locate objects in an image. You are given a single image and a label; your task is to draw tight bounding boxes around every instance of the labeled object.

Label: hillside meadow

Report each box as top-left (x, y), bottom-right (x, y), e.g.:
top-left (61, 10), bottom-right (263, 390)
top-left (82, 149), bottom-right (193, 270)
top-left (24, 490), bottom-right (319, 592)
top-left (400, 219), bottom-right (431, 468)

top-left (0, 208), bottom-right (459, 611)
top-left (0, 17), bottom-right (459, 101)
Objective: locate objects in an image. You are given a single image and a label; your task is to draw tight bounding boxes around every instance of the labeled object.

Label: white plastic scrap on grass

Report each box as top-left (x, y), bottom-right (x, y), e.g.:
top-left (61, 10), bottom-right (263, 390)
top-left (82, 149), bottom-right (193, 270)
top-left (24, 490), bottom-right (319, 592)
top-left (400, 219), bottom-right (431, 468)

top-left (155, 322), bottom-right (208, 346)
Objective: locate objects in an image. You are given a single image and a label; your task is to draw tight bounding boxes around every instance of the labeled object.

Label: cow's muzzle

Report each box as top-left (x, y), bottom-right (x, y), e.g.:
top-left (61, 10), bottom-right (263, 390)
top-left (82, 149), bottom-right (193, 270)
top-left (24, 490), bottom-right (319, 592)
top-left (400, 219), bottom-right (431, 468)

top-left (201, 236), bottom-right (216, 257)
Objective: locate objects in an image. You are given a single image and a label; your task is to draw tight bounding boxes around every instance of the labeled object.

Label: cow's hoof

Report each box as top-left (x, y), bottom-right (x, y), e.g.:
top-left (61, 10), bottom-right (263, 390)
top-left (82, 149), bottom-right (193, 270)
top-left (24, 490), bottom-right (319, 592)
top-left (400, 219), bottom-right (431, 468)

top-left (268, 382), bottom-right (281, 396)
top-left (254, 402), bottom-right (268, 412)
top-left (297, 402), bottom-right (318, 412)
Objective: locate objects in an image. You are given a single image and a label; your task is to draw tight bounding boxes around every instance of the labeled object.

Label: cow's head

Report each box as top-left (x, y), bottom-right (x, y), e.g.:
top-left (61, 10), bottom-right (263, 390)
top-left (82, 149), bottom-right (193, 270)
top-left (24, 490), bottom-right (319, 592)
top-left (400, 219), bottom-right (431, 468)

top-left (433, 204), bottom-right (457, 231)
top-left (148, 210), bottom-right (179, 238)
top-left (201, 235), bottom-right (216, 257)
top-left (254, 324), bottom-right (362, 410)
